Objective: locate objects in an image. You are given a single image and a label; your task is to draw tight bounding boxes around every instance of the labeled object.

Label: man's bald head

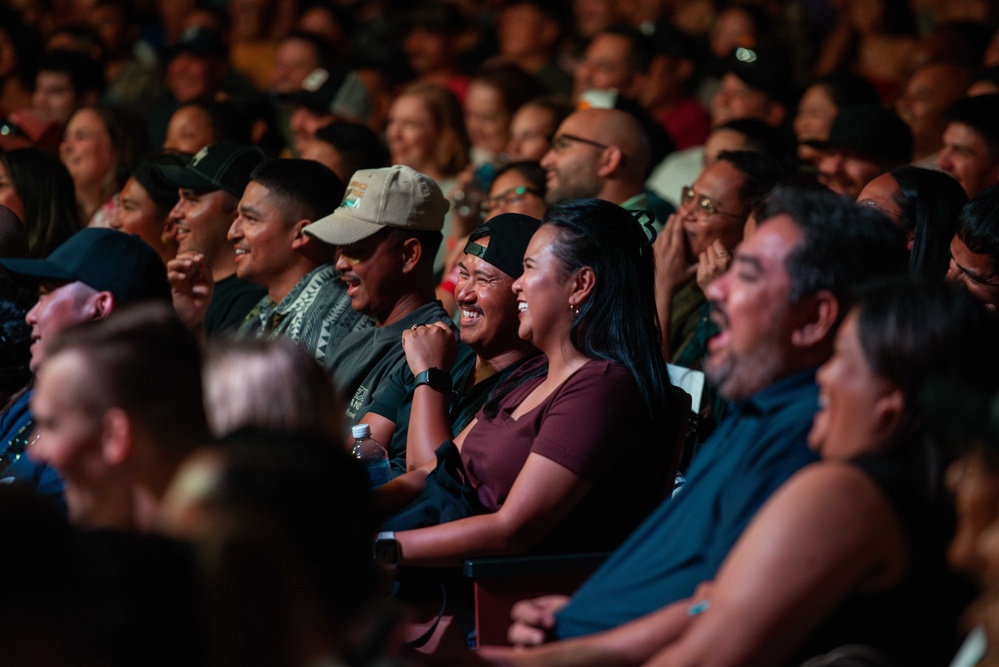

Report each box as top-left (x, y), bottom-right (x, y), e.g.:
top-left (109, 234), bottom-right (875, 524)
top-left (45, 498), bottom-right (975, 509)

top-left (540, 108), bottom-right (651, 203)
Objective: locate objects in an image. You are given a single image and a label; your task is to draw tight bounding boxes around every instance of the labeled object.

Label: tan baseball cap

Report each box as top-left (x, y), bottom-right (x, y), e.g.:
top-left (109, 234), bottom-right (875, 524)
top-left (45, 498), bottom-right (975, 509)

top-left (304, 165), bottom-right (448, 245)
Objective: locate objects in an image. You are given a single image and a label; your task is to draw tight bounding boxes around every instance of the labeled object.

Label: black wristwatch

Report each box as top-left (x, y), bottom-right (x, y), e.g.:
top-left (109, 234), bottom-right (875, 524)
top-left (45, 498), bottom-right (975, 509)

top-left (414, 367), bottom-right (453, 394)
top-left (374, 531), bottom-right (400, 566)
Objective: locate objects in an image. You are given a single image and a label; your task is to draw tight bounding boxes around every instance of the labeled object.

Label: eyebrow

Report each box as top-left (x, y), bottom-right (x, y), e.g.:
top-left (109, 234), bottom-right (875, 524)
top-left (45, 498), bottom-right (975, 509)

top-left (955, 259), bottom-right (999, 286)
top-left (733, 254), bottom-right (763, 273)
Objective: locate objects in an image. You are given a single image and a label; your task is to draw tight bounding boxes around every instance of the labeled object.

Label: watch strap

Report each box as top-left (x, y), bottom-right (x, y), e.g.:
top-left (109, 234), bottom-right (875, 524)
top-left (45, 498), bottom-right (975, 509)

top-left (414, 367), bottom-right (453, 394)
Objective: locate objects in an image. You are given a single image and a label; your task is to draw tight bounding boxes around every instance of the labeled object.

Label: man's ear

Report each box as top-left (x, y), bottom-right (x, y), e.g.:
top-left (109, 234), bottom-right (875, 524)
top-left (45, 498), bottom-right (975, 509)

top-left (92, 292), bottom-right (115, 320)
top-left (400, 237), bottom-right (423, 274)
top-left (790, 289), bottom-right (839, 348)
top-left (569, 266), bottom-right (596, 309)
top-left (101, 408), bottom-right (134, 467)
top-left (290, 219), bottom-right (312, 249)
top-left (596, 146), bottom-right (625, 178)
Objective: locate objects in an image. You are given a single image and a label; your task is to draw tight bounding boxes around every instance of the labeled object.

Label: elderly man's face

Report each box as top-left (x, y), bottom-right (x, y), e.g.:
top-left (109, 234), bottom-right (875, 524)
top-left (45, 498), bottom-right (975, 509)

top-left (704, 214), bottom-right (803, 401)
top-left (455, 236), bottom-right (522, 357)
top-left (540, 114), bottom-right (606, 204)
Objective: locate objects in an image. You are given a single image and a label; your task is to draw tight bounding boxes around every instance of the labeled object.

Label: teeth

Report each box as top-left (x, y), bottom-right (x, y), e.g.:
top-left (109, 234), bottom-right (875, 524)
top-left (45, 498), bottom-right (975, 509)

top-left (462, 309), bottom-right (481, 319)
top-left (518, 302), bottom-right (528, 312)
top-left (817, 395), bottom-right (829, 408)
top-left (235, 249), bottom-right (248, 255)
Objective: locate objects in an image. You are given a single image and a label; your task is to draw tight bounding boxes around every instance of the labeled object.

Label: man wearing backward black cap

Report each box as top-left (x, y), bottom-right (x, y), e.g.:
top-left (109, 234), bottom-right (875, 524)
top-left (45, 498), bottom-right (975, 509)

top-left (357, 213), bottom-right (542, 476)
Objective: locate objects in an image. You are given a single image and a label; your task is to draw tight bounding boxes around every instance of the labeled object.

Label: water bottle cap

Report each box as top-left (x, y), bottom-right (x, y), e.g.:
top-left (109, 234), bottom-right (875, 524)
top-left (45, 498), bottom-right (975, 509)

top-left (351, 424), bottom-right (371, 439)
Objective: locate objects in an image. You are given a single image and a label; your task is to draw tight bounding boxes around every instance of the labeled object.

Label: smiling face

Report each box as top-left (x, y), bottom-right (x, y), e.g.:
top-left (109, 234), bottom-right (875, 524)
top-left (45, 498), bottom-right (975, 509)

top-left (808, 310), bottom-right (900, 458)
top-left (24, 281), bottom-right (102, 373)
top-left (937, 122), bottom-right (999, 198)
top-left (507, 103), bottom-right (556, 161)
top-left (386, 94), bottom-right (439, 175)
top-left (456, 237), bottom-right (522, 356)
top-left (60, 108), bottom-right (115, 189)
top-left (111, 177), bottom-right (175, 263)
top-left (33, 71), bottom-right (79, 126)
top-left (482, 169), bottom-right (546, 220)
top-left (794, 84), bottom-right (837, 143)
top-left (228, 182), bottom-right (301, 292)
top-left (29, 350), bottom-right (115, 525)
top-left (704, 214), bottom-right (803, 401)
top-left (678, 159), bottom-right (748, 262)
top-left (335, 228), bottom-right (405, 323)
top-left (540, 114), bottom-right (605, 204)
top-left (164, 105), bottom-right (215, 154)
top-left (172, 188), bottom-right (234, 263)
top-left (818, 149), bottom-right (884, 201)
top-left (511, 224), bottom-right (575, 349)
top-left (573, 33), bottom-right (636, 98)
top-left (946, 234), bottom-right (999, 312)
top-left (465, 80), bottom-right (509, 157)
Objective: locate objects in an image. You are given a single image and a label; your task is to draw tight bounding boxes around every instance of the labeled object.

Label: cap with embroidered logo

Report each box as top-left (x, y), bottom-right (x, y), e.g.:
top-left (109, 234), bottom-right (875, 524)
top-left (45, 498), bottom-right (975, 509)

top-left (304, 165), bottom-right (448, 245)
top-left (153, 141), bottom-right (265, 198)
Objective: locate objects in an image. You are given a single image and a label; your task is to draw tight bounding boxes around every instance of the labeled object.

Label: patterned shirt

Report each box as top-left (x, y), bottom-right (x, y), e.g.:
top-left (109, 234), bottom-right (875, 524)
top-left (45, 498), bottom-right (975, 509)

top-left (237, 263), bottom-right (373, 369)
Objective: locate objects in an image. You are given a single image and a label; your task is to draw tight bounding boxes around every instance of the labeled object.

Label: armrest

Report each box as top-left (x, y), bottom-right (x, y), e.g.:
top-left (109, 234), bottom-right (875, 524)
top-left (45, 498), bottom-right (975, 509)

top-left (462, 552), bottom-right (609, 579)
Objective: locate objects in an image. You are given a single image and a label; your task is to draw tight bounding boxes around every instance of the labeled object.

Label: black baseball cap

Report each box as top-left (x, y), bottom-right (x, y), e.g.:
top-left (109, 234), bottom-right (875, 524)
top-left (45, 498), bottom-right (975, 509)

top-left (465, 213), bottom-right (541, 279)
top-left (153, 141), bottom-right (264, 198)
top-left (1, 228), bottom-right (171, 305)
top-left (805, 104), bottom-right (913, 166)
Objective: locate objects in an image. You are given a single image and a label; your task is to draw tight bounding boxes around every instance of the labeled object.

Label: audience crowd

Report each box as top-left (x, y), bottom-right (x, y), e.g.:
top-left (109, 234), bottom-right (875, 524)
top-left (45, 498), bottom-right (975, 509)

top-left (3, 0), bottom-right (999, 665)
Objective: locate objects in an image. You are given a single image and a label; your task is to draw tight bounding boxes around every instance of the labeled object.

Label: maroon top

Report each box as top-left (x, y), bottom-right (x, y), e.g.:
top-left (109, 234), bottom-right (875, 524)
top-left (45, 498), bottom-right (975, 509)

top-left (460, 355), bottom-right (661, 552)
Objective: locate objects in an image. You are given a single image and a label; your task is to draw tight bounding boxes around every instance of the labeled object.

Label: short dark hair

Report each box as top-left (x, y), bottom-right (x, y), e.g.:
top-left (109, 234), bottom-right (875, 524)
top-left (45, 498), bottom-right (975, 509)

top-left (314, 121), bottom-right (389, 177)
top-left (945, 94), bottom-right (999, 161)
top-left (386, 228), bottom-right (443, 269)
top-left (37, 48), bottom-right (105, 98)
top-left (249, 159), bottom-right (345, 222)
top-left (492, 160), bottom-right (547, 196)
top-left (716, 150), bottom-right (786, 213)
top-left (759, 186), bottom-right (909, 311)
top-left (956, 183), bottom-right (999, 270)
top-left (712, 118), bottom-right (797, 172)
top-left (46, 302), bottom-right (208, 453)
top-left (471, 61), bottom-right (548, 118)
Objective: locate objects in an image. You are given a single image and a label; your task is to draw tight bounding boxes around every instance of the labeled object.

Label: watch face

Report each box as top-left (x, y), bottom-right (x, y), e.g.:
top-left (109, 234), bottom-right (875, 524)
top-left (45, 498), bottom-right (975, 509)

top-left (375, 537), bottom-right (399, 565)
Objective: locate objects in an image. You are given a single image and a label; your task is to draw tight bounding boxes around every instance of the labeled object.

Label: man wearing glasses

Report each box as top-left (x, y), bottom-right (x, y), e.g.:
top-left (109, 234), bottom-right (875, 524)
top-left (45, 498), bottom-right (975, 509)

top-left (654, 151), bottom-right (784, 366)
top-left (540, 107), bottom-right (670, 227)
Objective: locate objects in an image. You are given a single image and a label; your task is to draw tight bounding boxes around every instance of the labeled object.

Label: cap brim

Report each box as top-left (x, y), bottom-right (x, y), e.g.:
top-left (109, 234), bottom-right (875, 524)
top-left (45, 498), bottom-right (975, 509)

top-left (153, 164), bottom-right (218, 193)
top-left (0, 257), bottom-right (74, 283)
top-left (304, 210), bottom-right (387, 246)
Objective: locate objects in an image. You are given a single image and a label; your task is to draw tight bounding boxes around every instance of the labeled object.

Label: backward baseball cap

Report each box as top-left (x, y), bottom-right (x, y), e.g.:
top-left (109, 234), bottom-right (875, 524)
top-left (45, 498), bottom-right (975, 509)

top-left (0, 228), bottom-right (171, 305)
top-left (153, 141), bottom-right (265, 198)
top-left (303, 165), bottom-right (448, 245)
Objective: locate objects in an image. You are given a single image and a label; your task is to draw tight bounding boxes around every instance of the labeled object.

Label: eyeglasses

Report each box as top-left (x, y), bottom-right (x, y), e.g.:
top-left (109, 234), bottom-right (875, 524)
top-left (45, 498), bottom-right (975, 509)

top-left (680, 186), bottom-right (743, 220)
top-left (481, 186), bottom-right (543, 217)
top-left (550, 133), bottom-right (611, 152)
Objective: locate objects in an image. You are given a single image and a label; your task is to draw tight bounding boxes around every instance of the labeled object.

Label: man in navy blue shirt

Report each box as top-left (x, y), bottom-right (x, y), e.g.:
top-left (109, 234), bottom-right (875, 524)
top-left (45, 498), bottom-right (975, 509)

top-left (484, 187), bottom-right (908, 661)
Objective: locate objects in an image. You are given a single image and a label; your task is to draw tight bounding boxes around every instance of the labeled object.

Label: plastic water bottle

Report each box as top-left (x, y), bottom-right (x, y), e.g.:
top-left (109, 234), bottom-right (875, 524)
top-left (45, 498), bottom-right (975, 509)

top-left (352, 424), bottom-right (391, 489)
